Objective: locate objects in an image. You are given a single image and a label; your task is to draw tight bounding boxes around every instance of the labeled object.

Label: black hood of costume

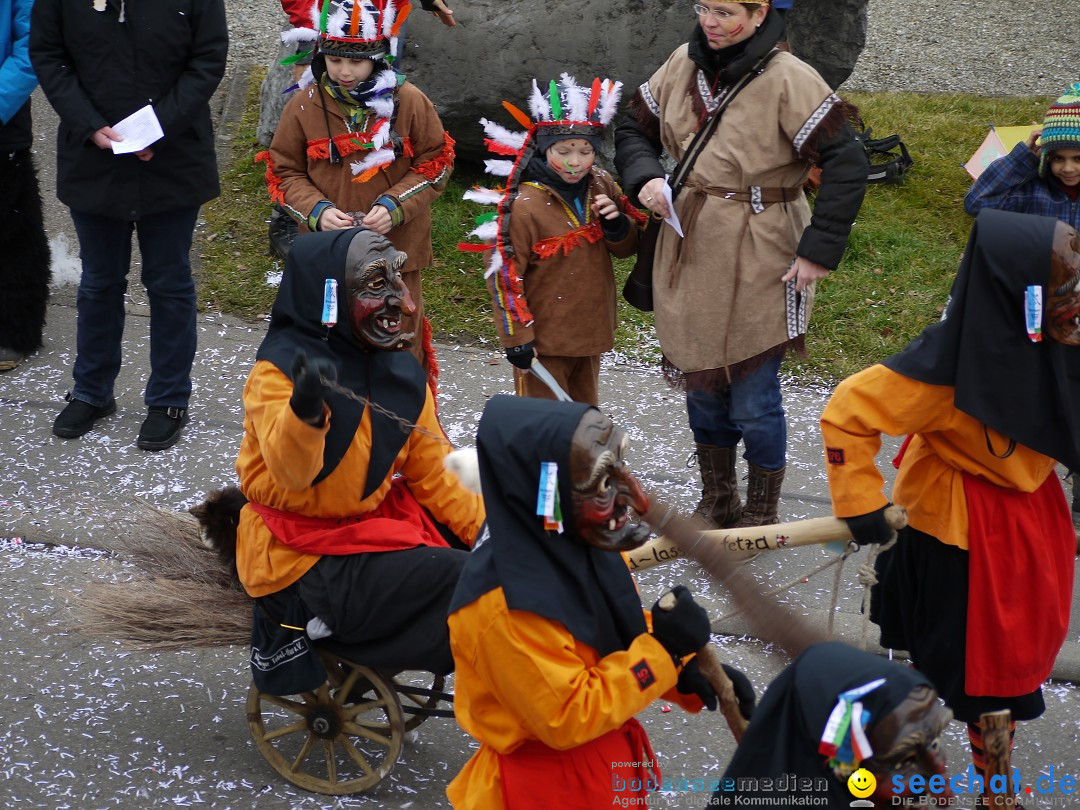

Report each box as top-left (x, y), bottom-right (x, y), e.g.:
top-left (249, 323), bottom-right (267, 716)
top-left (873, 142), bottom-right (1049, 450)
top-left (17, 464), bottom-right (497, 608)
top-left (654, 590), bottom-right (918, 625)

top-left (688, 7), bottom-right (783, 85)
top-left (722, 642), bottom-right (933, 804)
top-left (448, 396), bottom-right (648, 657)
top-left (883, 209), bottom-right (1080, 471)
top-left (255, 228), bottom-right (426, 496)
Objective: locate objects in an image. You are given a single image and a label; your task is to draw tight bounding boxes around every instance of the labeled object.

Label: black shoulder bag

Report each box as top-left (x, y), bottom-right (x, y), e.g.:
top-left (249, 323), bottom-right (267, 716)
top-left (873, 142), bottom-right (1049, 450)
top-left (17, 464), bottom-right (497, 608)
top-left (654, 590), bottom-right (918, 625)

top-left (622, 50), bottom-right (779, 312)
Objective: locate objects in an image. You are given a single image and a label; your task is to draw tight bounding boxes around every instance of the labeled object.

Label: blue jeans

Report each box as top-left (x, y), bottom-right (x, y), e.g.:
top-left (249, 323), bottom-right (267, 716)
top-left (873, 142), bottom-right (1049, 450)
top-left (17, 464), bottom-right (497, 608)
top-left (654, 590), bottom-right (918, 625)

top-left (685, 354), bottom-right (786, 470)
top-left (69, 207), bottom-right (199, 409)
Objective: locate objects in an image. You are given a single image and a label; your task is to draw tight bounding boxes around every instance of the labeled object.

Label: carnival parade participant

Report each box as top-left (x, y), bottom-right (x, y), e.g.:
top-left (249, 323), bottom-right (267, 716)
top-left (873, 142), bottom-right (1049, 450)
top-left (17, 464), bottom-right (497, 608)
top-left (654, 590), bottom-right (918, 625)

top-left (445, 396), bottom-right (748, 808)
top-left (714, 641), bottom-right (954, 807)
top-left (964, 82), bottom-right (1080, 543)
top-left (261, 0), bottom-right (454, 379)
top-left (235, 227), bottom-right (484, 679)
top-left (820, 210), bottom-right (1079, 779)
top-left (614, 0), bottom-right (868, 530)
top-left (31, 0), bottom-right (228, 449)
top-left (460, 75), bottom-right (642, 406)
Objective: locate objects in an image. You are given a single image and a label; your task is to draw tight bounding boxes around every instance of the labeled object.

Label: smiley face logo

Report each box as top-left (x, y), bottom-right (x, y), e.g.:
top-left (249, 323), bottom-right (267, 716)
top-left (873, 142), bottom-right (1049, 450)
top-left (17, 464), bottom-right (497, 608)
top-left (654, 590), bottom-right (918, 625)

top-left (847, 768), bottom-right (876, 798)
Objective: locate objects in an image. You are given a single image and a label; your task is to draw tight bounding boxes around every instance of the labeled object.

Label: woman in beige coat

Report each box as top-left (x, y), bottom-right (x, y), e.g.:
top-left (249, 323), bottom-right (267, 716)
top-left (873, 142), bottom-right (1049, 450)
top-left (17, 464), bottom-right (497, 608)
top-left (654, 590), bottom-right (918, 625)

top-left (614, 0), bottom-right (868, 530)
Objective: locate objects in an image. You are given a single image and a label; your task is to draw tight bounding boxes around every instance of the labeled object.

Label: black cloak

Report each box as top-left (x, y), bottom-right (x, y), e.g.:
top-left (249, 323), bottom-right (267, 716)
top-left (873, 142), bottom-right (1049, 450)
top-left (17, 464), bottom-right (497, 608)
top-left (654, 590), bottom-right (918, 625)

top-left (448, 396), bottom-right (648, 658)
top-left (716, 642), bottom-right (934, 806)
top-left (254, 227), bottom-right (426, 497)
top-left (883, 209), bottom-right (1080, 472)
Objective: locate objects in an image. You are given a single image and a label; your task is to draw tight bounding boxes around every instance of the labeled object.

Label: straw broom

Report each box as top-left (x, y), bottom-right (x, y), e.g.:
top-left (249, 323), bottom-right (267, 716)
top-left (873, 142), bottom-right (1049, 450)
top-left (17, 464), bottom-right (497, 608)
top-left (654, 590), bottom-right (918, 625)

top-left (70, 498), bottom-right (251, 650)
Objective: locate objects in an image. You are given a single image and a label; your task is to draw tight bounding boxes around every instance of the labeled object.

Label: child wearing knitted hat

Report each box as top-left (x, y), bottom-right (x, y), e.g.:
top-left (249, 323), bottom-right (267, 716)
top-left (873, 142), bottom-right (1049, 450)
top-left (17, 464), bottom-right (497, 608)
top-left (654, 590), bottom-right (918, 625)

top-left (964, 82), bottom-right (1080, 230)
top-left (460, 76), bottom-right (645, 406)
top-left (964, 82), bottom-right (1080, 549)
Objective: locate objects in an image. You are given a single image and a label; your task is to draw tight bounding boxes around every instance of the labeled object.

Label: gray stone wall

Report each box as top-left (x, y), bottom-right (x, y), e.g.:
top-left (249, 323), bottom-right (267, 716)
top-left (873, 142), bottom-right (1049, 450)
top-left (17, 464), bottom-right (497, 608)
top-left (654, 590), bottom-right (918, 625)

top-left (257, 0), bottom-right (869, 169)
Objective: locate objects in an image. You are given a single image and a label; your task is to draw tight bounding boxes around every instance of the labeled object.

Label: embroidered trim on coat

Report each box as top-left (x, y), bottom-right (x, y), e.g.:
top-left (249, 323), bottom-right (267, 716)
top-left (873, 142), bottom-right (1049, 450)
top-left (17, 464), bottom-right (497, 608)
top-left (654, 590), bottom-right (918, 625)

top-left (793, 93), bottom-right (840, 154)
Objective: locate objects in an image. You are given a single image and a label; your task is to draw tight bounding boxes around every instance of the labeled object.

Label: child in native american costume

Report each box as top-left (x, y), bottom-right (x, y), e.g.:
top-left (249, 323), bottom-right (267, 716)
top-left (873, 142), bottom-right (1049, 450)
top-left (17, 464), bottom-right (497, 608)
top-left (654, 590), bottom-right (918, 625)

top-left (235, 227), bottom-right (484, 684)
top-left (821, 210), bottom-right (1080, 782)
top-left (446, 396), bottom-right (745, 808)
top-left (259, 0), bottom-right (454, 380)
top-left (460, 76), bottom-right (644, 406)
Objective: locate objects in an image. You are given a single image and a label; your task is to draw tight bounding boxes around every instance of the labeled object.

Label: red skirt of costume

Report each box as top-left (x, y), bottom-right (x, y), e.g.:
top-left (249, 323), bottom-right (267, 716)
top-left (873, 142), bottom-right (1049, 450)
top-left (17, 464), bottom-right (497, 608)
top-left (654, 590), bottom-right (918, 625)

top-left (497, 719), bottom-right (660, 809)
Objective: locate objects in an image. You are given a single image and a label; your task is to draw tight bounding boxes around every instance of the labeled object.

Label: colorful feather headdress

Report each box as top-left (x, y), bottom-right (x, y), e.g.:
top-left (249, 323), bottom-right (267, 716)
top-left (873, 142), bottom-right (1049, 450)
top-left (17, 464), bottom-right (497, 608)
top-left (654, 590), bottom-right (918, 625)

top-left (281, 0), bottom-right (411, 77)
top-left (459, 74), bottom-right (624, 286)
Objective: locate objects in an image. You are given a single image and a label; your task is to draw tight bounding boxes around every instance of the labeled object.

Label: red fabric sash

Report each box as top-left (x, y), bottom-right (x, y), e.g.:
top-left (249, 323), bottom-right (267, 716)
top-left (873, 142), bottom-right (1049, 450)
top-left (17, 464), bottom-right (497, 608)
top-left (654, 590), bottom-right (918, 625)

top-left (248, 478), bottom-right (450, 555)
top-left (497, 718), bottom-right (660, 809)
top-left (963, 472), bottom-right (1074, 696)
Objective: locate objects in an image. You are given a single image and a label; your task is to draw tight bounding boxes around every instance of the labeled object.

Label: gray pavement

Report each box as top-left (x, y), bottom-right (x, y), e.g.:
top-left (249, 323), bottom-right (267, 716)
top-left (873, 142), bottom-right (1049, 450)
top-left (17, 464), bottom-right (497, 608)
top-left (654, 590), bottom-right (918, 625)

top-left (3, 21), bottom-right (1079, 810)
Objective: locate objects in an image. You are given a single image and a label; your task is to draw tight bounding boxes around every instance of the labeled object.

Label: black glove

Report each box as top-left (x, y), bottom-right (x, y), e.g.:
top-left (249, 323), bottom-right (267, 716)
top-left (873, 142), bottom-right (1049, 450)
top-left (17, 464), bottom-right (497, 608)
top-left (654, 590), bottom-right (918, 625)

top-left (289, 350), bottom-right (337, 423)
top-left (505, 342), bottom-right (536, 370)
top-left (676, 658), bottom-right (717, 711)
top-left (844, 504), bottom-right (894, 547)
top-left (721, 663), bottom-right (756, 721)
top-left (650, 585), bottom-right (711, 659)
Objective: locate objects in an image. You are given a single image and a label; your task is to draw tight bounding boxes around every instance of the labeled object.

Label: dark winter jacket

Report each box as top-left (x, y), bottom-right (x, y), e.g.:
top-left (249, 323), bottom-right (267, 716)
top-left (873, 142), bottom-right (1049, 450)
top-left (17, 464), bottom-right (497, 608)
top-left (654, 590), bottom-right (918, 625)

top-left (29, 0), bottom-right (228, 219)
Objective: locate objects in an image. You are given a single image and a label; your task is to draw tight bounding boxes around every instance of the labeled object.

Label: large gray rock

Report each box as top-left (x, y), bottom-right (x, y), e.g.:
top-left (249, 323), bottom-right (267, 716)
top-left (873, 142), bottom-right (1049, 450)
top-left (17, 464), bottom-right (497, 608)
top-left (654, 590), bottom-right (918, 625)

top-left (257, 0), bottom-right (869, 168)
top-left (787, 0), bottom-right (868, 90)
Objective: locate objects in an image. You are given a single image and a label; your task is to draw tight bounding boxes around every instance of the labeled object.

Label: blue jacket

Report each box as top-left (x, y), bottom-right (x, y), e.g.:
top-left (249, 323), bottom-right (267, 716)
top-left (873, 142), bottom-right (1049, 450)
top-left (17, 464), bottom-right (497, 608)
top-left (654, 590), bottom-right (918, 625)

top-left (964, 141), bottom-right (1080, 230)
top-left (0, 0), bottom-right (37, 148)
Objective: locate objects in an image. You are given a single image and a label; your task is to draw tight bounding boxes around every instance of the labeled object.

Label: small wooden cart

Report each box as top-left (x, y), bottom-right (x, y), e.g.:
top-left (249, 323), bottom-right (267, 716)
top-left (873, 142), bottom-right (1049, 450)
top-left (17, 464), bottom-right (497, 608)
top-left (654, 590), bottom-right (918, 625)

top-left (247, 645), bottom-right (453, 795)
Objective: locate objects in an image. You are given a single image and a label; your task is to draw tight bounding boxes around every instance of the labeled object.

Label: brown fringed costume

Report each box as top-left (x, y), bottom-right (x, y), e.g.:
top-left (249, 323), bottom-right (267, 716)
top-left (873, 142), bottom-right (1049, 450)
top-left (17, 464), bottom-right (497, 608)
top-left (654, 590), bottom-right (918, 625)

top-left (614, 6), bottom-right (868, 529)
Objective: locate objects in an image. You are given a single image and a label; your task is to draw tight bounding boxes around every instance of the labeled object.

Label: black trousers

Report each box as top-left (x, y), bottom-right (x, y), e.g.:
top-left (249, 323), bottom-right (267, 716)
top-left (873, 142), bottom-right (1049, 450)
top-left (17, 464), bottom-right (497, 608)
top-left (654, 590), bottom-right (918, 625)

top-left (0, 149), bottom-right (50, 353)
top-left (263, 545), bottom-right (469, 676)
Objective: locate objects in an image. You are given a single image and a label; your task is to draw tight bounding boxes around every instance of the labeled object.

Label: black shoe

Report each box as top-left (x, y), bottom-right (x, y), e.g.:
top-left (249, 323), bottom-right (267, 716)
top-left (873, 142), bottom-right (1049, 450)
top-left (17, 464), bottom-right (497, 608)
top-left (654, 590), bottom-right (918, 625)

top-left (52, 395), bottom-right (117, 438)
top-left (268, 206), bottom-right (299, 259)
top-left (137, 406), bottom-right (189, 451)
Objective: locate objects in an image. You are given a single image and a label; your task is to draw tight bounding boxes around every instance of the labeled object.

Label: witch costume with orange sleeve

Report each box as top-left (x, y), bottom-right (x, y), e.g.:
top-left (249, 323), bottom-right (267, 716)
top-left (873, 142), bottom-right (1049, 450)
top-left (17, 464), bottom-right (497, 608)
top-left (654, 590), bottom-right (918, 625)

top-left (235, 227), bottom-right (484, 679)
top-left (820, 209), bottom-right (1079, 772)
top-left (460, 76), bottom-right (646, 406)
top-left (445, 396), bottom-right (718, 809)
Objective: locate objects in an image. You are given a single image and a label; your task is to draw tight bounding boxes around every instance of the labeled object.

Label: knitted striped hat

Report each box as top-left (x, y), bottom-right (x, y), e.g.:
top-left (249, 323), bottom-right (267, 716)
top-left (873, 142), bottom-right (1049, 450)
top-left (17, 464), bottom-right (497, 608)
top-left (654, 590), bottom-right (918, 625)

top-left (1039, 82), bottom-right (1080, 178)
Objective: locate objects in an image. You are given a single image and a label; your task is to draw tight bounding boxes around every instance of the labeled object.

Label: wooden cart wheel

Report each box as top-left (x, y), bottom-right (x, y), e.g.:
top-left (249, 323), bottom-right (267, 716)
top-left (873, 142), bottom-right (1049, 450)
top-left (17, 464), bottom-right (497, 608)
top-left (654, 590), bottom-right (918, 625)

top-left (393, 673), bottom-right (447, 732)
top-left (247, 651), bottom-right (405, 796)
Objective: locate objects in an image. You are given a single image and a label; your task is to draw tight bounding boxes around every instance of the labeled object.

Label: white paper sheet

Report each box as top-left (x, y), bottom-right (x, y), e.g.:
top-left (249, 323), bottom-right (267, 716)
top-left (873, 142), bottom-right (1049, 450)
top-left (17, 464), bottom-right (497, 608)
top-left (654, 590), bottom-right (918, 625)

top-left (661, 175), bottom-right (684, 237)
top-left (109, 105), bottom-right (164, 154)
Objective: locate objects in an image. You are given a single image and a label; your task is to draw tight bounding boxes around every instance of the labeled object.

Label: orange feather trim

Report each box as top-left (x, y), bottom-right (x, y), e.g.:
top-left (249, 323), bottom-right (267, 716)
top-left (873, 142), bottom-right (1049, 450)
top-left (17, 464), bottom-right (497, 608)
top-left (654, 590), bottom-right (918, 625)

top-left (352, 165), bottom-right (382, 183)
top-left (412, 132), bottom-right (455, 181)
top-left (501, 101), bottom-right (533, 130)
top-left (254, 151), bottom-right (287, 207)
top-left (532, 221), bottom-right (604, 260)
top-left (307, 132), bottom-right (376, 161)
top-left (391, 3), bottom-right (411, 36)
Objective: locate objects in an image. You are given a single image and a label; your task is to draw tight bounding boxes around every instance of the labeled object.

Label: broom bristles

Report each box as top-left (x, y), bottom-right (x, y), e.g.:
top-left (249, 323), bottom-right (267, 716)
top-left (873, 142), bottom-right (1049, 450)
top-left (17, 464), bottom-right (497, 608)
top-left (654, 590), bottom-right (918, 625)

top-left (68, 497), bottom-right (251, 650)
top-left (71, 580), bottom-right (250, 650)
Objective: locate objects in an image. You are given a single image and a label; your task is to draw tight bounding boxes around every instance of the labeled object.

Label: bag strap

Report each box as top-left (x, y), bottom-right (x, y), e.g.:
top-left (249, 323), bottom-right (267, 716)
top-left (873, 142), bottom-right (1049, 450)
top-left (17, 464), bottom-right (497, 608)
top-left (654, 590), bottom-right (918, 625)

top-left (670, 48), bottom-right (780, 200)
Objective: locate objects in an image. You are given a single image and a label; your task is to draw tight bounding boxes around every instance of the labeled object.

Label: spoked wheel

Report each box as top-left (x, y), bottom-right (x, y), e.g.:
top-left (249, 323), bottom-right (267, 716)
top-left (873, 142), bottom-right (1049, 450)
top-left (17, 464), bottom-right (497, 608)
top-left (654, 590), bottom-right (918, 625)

top-left (247, 651), bottom-right (405, 795)
top-left (393, 673), bottom-right (450, 732)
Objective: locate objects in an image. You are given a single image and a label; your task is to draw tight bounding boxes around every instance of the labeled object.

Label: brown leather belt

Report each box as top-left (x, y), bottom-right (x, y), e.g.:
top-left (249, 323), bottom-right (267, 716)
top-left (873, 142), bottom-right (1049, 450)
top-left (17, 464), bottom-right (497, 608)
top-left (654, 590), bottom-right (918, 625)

top-left (688, 181), bottom-right (804, 209)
